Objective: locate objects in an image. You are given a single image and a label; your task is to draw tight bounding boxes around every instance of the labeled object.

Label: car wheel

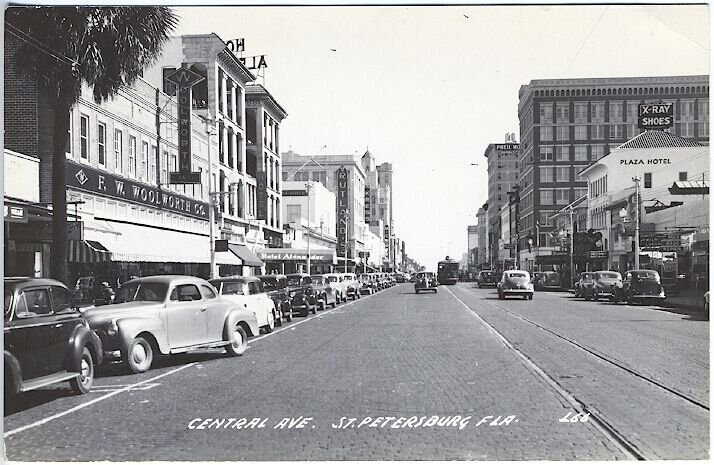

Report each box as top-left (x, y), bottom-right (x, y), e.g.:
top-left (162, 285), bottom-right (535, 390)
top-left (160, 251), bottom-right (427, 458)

top-left (320, 300), bottom-right (326, 311)
top-left (498, 292), bottom-right (504, 300)
top-left (125, 336), bottom-right (153, 374)
top-left (627, 293), bottom-right (634, 305)
top-left (523, 295), bottom-right (528, 300)
top-left (69, 347), bottom-right (94, 394)
top-left (275, 309), bottom-right (282, 327)
top-left (415, 289), bottom-right (420, 294)
top-left (593, 294), bottom-right (599, 302)
top-left (264, 311), bottom-right (275, 333)
top-left (331, 298), bottom-right (337, 308)
top-left (225, 324), bottom-right (248, 356)
top-left (528, 294), bottom-right (533, 300)
top-left (284, 304), bottom-right (293, 322)
top-left (585, 295), bottom-right (591, 301)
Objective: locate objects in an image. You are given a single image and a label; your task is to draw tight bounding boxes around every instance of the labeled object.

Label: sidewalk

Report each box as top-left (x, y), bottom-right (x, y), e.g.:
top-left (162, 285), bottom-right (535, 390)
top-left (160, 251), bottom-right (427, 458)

top-left (662, 288), bottom-right (706, 311)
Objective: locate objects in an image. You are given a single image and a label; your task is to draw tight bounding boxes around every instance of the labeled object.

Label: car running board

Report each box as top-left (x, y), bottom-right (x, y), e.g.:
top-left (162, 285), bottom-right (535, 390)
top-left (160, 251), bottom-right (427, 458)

top-left (21, 371), bottom-right (80, 392)
top-left (170, 341), bottom-right (229, 354)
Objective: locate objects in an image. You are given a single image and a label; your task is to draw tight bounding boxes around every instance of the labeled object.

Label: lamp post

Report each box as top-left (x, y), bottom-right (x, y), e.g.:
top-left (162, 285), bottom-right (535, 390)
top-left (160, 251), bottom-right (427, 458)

top-left (305, 181), bottom-right (313, 275)
top-left (205, 115), bottom-right (217, 279)
top-left (569, 206), bottom-right (574, 289)
top-left (633, 176), bottom-right (641, 270)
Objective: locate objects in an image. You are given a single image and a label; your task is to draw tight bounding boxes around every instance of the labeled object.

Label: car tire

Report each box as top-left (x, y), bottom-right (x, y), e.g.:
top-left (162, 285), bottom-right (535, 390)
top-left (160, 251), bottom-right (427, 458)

top-left (585, 295), bottom-right (591, 301)
top-left (320, 300), bottom-right (326, 311)
top-left (125, 336), bottom-right (154, 374)
top-left (284, 304), bottom-right (293, 322)
top-left (528, 294), bottom-right (533, 300)
top-left (593, 294), bottom-right (599, 302)
top-left (331, 299), bottom-right (337, 308)
top-left (69, 347), bottom-right (94, 394)
top-left (225, 325), bottom-right (248, 357)
top-left (275, 309), bottom-right (282, 327)
top-left (523, 295), bottom-right (528, 300)
top-left (264, 311), bottom-right (275, 333)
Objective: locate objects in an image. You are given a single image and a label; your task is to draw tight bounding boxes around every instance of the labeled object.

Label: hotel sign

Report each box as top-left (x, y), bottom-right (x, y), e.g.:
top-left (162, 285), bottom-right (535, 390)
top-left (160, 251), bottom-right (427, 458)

top-left (638, 103), bottom-right (674, 130)
top-left (364, 186), bottom-right (371, 223)
top-left (258, 251), bottom-right (334, 262)
top-left (495, 143), bottom-right (520, 152)
top-left (336, 166), bottom-right (349, 257)
top-left (66, 161), bottom-right (209, 220)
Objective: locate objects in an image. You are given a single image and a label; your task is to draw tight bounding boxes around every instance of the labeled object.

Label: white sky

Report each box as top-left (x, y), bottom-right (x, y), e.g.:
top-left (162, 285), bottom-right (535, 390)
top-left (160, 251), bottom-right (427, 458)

top-left (175, 4), bottom-right (709, 269)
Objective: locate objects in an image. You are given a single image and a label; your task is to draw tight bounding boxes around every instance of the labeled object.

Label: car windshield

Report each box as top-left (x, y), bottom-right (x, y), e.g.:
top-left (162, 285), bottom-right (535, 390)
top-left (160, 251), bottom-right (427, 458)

top-left (596, 272), bottom-right (621, 279)
top-left (311, 276), bottom-right (325, 285)
top-left (581, 273), bottom-right (595, 281)
top-left (507, 272), bottom-right (528, 279)
top-left (115, 282), bottom-right (168, 303)
top-left (633, 271), bottom-right (660, 280)
top-left (327, 276), bottom-right (338, 283)
top-left (218, 281), bottom-right (245, 295)
top-left (287, 277), bottom-right (302, 286)
top-left (260, 278), bottom-right (278, 290)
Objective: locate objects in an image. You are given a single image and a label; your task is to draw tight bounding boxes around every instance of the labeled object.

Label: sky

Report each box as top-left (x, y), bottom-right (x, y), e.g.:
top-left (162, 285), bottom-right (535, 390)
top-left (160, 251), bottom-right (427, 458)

top-left (175, 4), bottom-right (709, 269)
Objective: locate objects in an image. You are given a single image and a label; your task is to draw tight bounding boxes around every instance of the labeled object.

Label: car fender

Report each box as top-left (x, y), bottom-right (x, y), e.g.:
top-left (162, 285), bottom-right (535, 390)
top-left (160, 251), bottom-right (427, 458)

top-left (224, 308), bottom-right (259, 338)
top-left (67, 324), bottom-right (104, 371)
top-left (115, 316), bottom-right (169, 355)
top-left (4, 350), bottom-right (22, 395)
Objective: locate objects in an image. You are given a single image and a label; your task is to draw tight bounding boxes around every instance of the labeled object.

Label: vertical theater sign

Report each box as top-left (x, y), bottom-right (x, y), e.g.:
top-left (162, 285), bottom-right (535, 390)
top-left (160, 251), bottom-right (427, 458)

top-left (336, 166), bottom-right (349, 258)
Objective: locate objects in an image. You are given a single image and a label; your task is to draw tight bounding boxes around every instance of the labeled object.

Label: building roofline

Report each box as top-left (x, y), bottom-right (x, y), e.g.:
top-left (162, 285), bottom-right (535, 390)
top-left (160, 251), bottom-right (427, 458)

top-left (246, 83), bottom-right (288, 119)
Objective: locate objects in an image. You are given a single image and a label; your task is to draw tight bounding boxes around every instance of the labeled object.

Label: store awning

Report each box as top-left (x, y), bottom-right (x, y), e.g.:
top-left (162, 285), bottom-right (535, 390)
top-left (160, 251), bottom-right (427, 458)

top-left (67, 240), bottom-right (112, 263)
top-left (669, 180), bottom-right (709, 195)
top-left (228, 244), bottom-right (264, 267)
top-left (216, 251), bottom-right (243, 266)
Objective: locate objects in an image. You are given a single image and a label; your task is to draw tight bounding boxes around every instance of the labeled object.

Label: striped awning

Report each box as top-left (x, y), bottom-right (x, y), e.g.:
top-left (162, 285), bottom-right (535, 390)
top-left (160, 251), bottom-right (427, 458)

top-left (67, 240), bottom-right (112, 263)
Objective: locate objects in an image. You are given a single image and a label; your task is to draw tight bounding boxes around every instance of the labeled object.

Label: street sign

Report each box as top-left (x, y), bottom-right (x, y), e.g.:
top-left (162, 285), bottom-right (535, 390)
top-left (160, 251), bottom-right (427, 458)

top-left (638, 103), bottom-right (674, 130)
top-left (3, 205), bottom-right (27, 223)
top-left (589, 250), bottom-right (608, 258)
top-left (169, 171), bottom-right (201, 184)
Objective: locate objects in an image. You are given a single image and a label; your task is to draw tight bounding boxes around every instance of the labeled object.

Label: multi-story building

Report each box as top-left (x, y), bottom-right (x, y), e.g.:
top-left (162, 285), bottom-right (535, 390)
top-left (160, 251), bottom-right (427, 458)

top-left (517, 75), bottom-right (709, 271)
top-left (467, 225), bottom-right (479, 272)
top-left (484, 134), bottom-right (521, 269)
top-left (476, 206), bottom-right (489, 270)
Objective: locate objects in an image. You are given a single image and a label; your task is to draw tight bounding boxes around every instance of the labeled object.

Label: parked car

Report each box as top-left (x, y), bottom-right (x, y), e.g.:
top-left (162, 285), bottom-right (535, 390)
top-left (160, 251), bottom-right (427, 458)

top-left (591, 271), bottom-right (622, 301)
top-left (258, 274), bottom-right (293, 323)
top-left (5, 278), bottom-right (103, 398)
top-left (310, 275), bottom-right (338, 309)
top-left (84, 275), bottom-right (258, 374)
top-left (574, 272), bottom-right (596, 299)
top-left (210, 276), bottom-right (279, 333)
top-left (611, 270), bottom-right (666, 304)
top-left (534, 271), bottom-right (561, 291)
top-left (358, 273), bottom-right (377, 295)
top-left (73, 275), bottom-right (116, 307)
top-left (414, 271), bottom-right (438, 294)
top-left (340, 272), bottom-right (362, 300)
top-left (286, 273), bottom-right (317, 317)
top-left (324, 273), bottom-right (348, 303)
top-left (477, 270), bottom-right (499, 288)
top-left (497, 270), bottom-right (534, 300)
top-left (395, 273), bottom-right (407, 283)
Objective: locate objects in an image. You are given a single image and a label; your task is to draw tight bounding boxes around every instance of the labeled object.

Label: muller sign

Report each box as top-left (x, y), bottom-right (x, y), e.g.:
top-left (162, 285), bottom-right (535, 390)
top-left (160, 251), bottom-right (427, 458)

top-left (638, 103), bottom-right (674, 130)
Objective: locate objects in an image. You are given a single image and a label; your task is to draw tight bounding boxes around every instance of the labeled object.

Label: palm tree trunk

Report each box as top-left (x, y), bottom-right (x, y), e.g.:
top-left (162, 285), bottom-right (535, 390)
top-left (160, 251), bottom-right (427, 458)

top-left (51, 97), bottom-right (71, 285)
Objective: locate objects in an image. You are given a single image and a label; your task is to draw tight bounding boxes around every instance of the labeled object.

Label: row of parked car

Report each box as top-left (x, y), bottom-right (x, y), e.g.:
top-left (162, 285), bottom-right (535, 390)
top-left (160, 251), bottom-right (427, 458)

top-left (4, 271), bottom-right (404, 400)
top-left (573, 269), bottom-right (666, 304)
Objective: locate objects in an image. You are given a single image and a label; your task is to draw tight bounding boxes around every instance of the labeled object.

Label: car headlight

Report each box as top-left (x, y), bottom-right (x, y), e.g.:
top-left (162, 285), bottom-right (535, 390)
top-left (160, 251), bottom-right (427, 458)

top-left (106, 319), bottom-right (118, 336)
top-left (527, 283), bottom-right (534, 290)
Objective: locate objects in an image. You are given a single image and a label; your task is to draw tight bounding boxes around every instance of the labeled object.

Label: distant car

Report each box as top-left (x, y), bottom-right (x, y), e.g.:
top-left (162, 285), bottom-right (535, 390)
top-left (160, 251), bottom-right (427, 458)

top-left (210, 276), bottom-right (279, 333)
top-left (574, 272), bottom-right (596, 299)
top-left (4, 278), bottom-right (103, 398)
top-left (477, 270), bottom-right (498, 288)
top-left (497, 270), bottom-right (534, 300)
top-left (340, 273), bottom-right (361, 300)
top-left (286, 273), bottom-right (317, 317)
top-left (84, 275), bottom-right (258, 374)
top-left (258, 274), bottom-right (293, 323)
top-left (395, 273), bottom-right (407, 283)
top-left (415, 272), bottom-right (438, 294)
top-left (611, 270), bottom-right (666, 304)
top-left (535, 271), bottom-right (561, 291)
top-left (310, 275), bottom-right (338, 309)
top-left (591, 271), bottom-right (622, 301)
top-left (358, 274), bottom-right (377, 295)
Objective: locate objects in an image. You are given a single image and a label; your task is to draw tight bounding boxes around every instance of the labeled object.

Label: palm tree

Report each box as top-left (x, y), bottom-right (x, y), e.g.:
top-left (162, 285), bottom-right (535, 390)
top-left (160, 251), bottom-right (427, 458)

top-left (5, 6), bottom-right (177, 284)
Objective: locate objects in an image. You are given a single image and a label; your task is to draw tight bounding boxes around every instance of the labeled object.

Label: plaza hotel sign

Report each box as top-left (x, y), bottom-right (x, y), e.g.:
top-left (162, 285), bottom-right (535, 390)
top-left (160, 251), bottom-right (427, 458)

top-left (66, 160), bottom-right (209, 220)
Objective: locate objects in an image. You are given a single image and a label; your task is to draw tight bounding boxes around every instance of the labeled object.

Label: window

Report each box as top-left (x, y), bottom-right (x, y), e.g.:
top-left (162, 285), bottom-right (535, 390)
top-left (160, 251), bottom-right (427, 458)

top-left (312, 171), bottom-right (327, 185)
top-left (555, 189), bottom-right (570, 204)
top-left (574, 102), bottom-right (588, 122)
top-left (200, 285), bottom-right (217, 299)
top-left (50, 286), bottom-right (73, 313)
top-left (609, 101), bottom-right (623, 122)
top-left (162, 67), bottom-right (177, 95)
top-left (540, 190), bottom-right (553, 205)
top-left (555, 166), bottom-right (570, 182)
top-left (247, 281), bottom-right (263, 295)
top-left (644, 172), bottom-right (652, 189)
top-left (574, 125), bottom-right (587, 140)
top-left (681, 100), bottom-right (695, 119)
top-left (556, 126), bottom-right (569, 141)
top-left (678, 122), bottom-right (695, 137)
top-left (141, 141), bottom-right (149, 180)
top-left (539, 211), bottom-right (554, 226)
top-left (539, 167), bottom-right (553, 183)
top-left (591, 125), bottom-right (604, 140)
top-left (574, 188), bottom-right (588, 199)
top-left (610, 124), bottom-right (624, 140)
top-left (80, 114), bottom-right (89, 159)
top-left (129, 136), bottom-right (137, 176)
top-left (679, 172), bottom-right (688, 181)
top-left (287, 205), bottom-right (301, 223)
top-left (540, 126), bottom-right (553, 141)
top-left (627, 101), bottom-right (639, 120)
top-left (698, 99), bottom-right (709, 120)
top-left (66, 112), bottom-right (73, 156)
top-left (17, 289), bottom-right (52, 316)
top-left (114, 129), bottom-right (123, 171)
top-left (170, 284), bottom-right (202, 302)
top-left (556, 103), bottom-right (570, 123)
top-left (539, 103), bottom-right (553, 123)
top-left (555, 146), bottom-right (569, 162)
top-left (574, 145), bottom-right (588, 161)
top-left (626, 124), bottom-right (639, 139)
top-left (699, 122), bottom-right (709, 137)
top-left (591, 102), bottom-right (605, 121)
top-left (150, 145), bottom-right (157, 183)
top-left (97, 122), bottom-right (106, 166)
top-left (591, 145), bottom-right (605, 160)
top-left (539, 146), bottom-right (554, 161)
top-left (162, 150), bottom-right (169, 185)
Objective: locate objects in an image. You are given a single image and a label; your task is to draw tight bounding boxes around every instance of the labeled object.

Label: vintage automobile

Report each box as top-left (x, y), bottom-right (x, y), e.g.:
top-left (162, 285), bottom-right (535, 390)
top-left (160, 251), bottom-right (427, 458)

top-left (324, 273), bottom-right (348, 303)
top-left (534, 271), bottom-right (561, 291)
top-left (574, 272), bottom-right (596, 299)
top-left (395, 273), bottom-right (407, 283)
top-left (611, 270), bottom-right (666, 304)
top-left (414, 271), bottom-right (438, 294)
top-left (310, 275), bottom-right (339, 309)
top-left (591, 271), bottom-right (622, 301)
top-left (286, 273), bottom-right (318, 317)
top-left (340, 272), bottom-right (362, 300)
top-left (209, 276), bottom-right (279, 333)
top-left (258, 274), bottom-right (293, 323)
top-left (358, 274), bottom-right (377, 295)
top-left (497, 270), bottom-right (534, 300)
top-left (5, 278), bottom-right (103, 398)
top-left (84, 275), bottom-right (258, 374)
top-left (477, 270), bottom-right (499, 288)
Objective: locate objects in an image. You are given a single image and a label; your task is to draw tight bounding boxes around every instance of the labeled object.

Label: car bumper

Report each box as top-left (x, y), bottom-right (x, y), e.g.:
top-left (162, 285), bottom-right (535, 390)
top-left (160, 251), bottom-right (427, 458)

top-left (502, 289), bottom-right (533, 295)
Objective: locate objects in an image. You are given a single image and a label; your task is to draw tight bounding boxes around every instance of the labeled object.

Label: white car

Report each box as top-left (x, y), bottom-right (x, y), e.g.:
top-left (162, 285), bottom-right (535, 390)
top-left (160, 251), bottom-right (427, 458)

top-left (209, 276), bottom-right (278, 333)
top-left (324, 273), bottom-right (348, 303)
top-left (339, 272), bottom-right (361, 300)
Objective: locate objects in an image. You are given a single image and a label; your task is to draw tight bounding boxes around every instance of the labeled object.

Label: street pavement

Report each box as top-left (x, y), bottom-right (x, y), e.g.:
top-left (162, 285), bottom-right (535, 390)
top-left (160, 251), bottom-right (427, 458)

top-left (4, 283), bottom-right (709, 461)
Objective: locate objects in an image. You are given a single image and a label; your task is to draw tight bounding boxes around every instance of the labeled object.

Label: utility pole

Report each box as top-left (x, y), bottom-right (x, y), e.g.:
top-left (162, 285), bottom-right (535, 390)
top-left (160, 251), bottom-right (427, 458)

top-left (569, 206), bottom-right (574, 289)
top-left (635, 176), bottom-right (641, 270)
top-left (206, 115), bottom-right (217, 279)
top-left (306, 181), bottom-right (312, 275)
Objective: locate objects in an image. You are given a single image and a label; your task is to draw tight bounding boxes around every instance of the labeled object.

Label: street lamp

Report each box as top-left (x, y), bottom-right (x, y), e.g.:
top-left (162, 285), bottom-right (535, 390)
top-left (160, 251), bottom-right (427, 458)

top-left (569, 206), bottom-right (575, 289)
top-left (633, 176), bottom-right (641, 270)
top-left (305, 181), bottom-right (313, 275)
top-left (205, 114), bottom-right (218, 279)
